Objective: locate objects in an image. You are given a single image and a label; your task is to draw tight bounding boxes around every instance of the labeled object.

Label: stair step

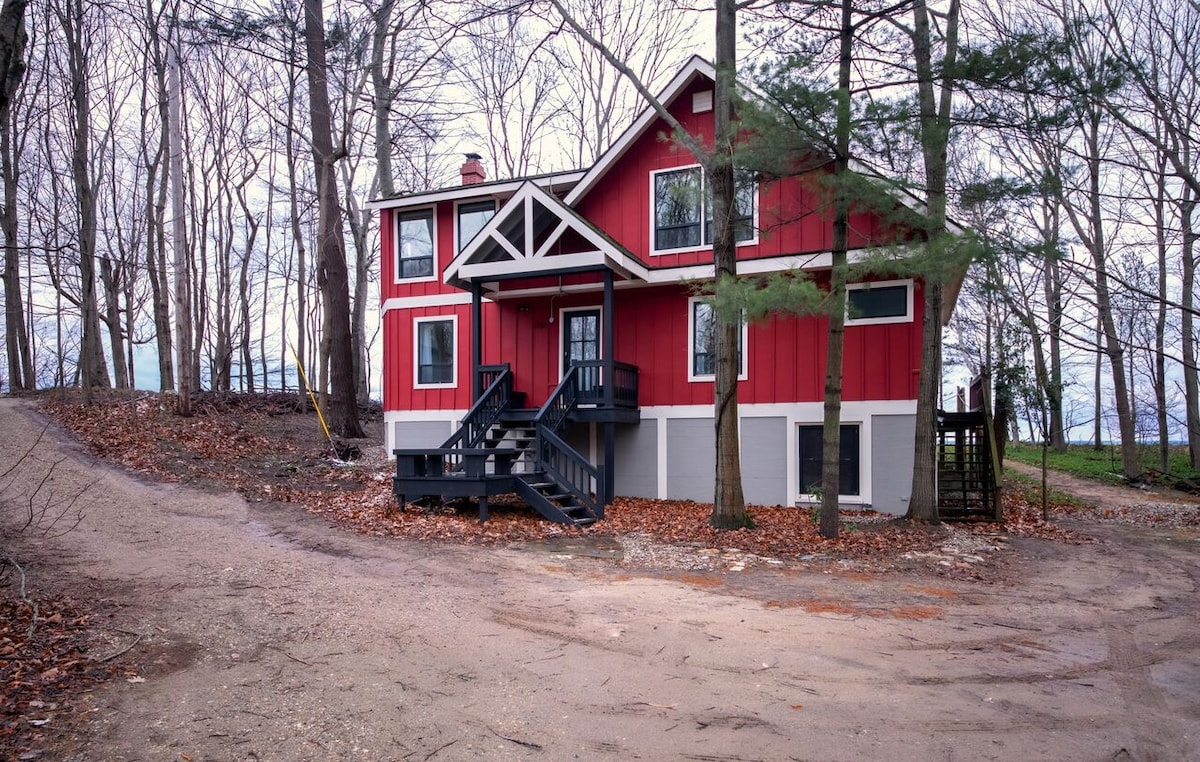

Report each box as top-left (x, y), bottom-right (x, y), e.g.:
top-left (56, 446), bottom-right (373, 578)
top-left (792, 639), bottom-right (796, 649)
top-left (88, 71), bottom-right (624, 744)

top-left (485, 437), bottom-right (534, 447)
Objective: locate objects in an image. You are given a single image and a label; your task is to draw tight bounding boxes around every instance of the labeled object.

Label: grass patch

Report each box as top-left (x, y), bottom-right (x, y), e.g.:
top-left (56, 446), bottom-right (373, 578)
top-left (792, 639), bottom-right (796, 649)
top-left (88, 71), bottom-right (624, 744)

top-left (1005, 442), bottom-right (1200, 484)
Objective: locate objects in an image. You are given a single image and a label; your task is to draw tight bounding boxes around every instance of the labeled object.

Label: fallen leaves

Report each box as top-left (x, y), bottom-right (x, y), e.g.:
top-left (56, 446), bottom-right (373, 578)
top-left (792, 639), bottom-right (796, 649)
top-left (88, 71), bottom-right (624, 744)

top-left (35, 390), bottom-right (1193, 581)
top-left (0, 593), bottom-right (114, 757)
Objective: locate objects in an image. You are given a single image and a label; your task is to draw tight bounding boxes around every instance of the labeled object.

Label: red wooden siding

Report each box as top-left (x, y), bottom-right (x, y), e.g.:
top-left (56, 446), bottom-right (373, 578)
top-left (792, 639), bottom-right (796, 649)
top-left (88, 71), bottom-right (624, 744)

top-left (382, 303), bottom-right (483, 412)
top-left (573, 77), bottom-right (899, 269)
top-left (379, 203), bottom-right (472, 303)
top-left (451, 280), bottom-right (926, 410)
top-left (378, 69), bottom-right (931, 415)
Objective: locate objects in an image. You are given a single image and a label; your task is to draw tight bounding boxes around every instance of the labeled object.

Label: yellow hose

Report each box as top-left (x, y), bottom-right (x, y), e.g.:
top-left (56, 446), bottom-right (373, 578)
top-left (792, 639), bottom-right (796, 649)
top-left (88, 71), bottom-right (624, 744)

top-left (291, 345), bottom-right (334, 448)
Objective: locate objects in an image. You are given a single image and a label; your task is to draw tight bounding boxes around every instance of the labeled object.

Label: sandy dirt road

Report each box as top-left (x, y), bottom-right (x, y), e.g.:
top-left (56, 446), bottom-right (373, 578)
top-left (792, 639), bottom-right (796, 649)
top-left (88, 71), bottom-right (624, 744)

top-left (2, 397), bottom-right (1198, 761)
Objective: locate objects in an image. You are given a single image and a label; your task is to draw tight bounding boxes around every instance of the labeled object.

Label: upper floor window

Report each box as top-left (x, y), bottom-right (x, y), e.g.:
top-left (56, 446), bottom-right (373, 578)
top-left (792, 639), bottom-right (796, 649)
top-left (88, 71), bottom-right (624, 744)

top-left (395, 209), bottom-right (436, 281)
top-left (846, 280), bottom-right (913, 326)
top-left (652, 166), bottom-right (756, 254)
top-left (457, 200), bottom-right (495, 253)
top-left (688, 297), bottom-right (747, 382)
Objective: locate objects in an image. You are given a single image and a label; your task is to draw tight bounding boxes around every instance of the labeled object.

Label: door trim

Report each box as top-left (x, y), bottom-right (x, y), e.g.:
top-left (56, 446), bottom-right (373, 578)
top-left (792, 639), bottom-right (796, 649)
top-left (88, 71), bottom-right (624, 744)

top-left (558, 305), bottom-right (603, 380)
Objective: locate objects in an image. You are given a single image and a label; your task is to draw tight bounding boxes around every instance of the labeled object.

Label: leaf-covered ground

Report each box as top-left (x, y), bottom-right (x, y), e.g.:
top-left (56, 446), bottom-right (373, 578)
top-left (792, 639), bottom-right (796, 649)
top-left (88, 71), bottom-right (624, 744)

top-left (0, 586), bottom-right (116, 758)
top-left (33, 390), bottom-right (1102, 567)
top-left (8, 390), bottom-right (1196, 761)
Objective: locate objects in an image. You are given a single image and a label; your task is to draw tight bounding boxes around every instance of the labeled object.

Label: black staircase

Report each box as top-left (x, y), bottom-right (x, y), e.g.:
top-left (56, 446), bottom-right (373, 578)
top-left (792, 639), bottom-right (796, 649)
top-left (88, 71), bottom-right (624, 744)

top-left (937, 377), bottom-right (1002, 521)
top-left (393, 362), bottom-right (636, 526)
top-left (514, 365), bottom-right (605, 525)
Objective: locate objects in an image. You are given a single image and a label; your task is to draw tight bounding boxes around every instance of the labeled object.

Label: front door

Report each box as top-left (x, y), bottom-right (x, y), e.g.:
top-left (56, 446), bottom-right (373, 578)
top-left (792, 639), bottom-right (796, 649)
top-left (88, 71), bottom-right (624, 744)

top-left (562, 308), bottom-right (601, 391)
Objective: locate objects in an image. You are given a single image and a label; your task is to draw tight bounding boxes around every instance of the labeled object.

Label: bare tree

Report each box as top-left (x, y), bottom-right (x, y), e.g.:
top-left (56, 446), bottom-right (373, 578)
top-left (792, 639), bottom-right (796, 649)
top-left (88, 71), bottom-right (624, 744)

top-left (168, 18), bottom-right (192, 414)
top-left (453, 6), bottom-right (565, 178)
top-left (551, 0), bottom-right (751, 527)
top-left (549, 0), bottom-right (693, 166)
top-left (52, 0), bottom-right (109, 396)
top-left (304, 0), bottom-right (362, 437)
top-left (1, 0), bottom-right (32, 391)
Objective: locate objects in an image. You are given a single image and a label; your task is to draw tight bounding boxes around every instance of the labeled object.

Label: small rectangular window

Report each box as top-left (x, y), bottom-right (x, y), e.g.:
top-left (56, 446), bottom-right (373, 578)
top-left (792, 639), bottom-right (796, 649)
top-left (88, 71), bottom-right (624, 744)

top-left (798, 424), bottom-right (860, 496)
top-left (457, 200), bottom-right (495, 253)
top-left (396, 209), bottom-right (435, 280)
top-left (415, 318), bottom-right (455, 386)
top-left (846, 281), bottom-right (912, 325)
top-left (689, 298), bottom-right (745, 381)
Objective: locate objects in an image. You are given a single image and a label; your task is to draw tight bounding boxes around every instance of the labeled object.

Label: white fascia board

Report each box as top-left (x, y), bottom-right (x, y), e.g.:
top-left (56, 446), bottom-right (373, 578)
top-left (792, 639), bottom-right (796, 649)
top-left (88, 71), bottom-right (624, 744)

top-left (380, 292), bottom-right (480, 314)
top-left (457, 251), bottom-right (609, 281)
top-left (366, 170), bottom-right (586, 211)
top-left (641, 244), bottom-right (921, 284)
top-left (565, 57), bottom-right (715, 207)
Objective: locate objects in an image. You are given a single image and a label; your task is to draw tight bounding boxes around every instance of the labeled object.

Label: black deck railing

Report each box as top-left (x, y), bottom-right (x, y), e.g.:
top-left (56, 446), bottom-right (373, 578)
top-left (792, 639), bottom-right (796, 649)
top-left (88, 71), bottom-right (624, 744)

top-left (534, 365), bottom-right (604, 515)
top-left (441, 364), bottom-right (513, 451)
top-left (538, 427), bottom-right (603, 518)
top-left (571, 359), bottom-right (638, 409)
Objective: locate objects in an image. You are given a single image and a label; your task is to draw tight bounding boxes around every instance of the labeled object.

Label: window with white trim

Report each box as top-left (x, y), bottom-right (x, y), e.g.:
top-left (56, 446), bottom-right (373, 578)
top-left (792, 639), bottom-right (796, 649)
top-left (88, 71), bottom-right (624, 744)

top-left (395, 209), bottom-right (436, 280)
top-left (846, 280), bottom-right (913, 325)
top-left (798, 424), bottom-right (860, 496)
top-left (414, 317), bottom-right (456, 387)
top-left (457, 200), bottom-right (495, 253)
top-left (688, 297), bottom-right (746, 381)
top-left (652, 166), bottom-right (756, 253)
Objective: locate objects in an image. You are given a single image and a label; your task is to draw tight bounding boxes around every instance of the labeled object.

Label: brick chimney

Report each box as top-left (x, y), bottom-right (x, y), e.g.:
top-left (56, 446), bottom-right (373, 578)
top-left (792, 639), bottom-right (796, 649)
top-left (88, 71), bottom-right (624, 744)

top-left (460, 153), bottom-right (486, 185)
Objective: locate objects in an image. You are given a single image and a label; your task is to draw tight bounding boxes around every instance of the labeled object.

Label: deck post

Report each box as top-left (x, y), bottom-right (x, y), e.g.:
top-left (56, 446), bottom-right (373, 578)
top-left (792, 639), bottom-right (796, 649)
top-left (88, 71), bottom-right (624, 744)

top-left (603, 270), bottom-right (614, 409)
top-left (471, 281), bottom-right (483, 401)
top-left (603, 270), bottom-right (615, 509)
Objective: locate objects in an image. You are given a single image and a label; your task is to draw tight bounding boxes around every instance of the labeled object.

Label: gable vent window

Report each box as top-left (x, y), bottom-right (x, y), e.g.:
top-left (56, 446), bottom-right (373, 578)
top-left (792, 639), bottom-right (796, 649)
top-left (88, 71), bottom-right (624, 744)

top-left (693, 90), bottom-right (713, 113)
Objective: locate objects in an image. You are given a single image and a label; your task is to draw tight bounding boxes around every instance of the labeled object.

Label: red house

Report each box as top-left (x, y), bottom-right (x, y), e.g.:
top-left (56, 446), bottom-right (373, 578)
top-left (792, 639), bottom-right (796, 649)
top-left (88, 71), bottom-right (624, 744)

top-left (369, 57), bottom-right (959, 525)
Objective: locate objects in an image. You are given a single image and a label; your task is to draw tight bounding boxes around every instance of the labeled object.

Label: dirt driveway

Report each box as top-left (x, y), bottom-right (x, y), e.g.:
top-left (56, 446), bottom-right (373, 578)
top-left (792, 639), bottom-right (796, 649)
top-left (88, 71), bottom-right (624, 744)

top-left (2, 398), bottom-right (1198, 762)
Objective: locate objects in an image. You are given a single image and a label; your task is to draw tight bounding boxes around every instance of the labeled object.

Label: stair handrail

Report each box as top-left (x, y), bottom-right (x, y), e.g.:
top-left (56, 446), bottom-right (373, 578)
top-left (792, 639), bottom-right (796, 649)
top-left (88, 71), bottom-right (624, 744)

top-left (537, 425), bottom-right (603, 518)
top-left (535, 364), bottom-right (579, 435)
top-left (441, 364), bottom-right (513, 450)
top-left (532, 365), bottom-right (606, 514)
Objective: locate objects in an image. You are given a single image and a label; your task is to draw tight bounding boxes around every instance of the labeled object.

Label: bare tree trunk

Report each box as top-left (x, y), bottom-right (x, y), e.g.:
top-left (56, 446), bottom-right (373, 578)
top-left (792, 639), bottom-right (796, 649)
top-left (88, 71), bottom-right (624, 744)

top-left (168, 27), bottom-right (192, 416)
top-left (906, 0), bottom-right (960, 523)
top-left (1045, 272), bottom-right (1066, 449)
top-left (283, 43), bottom-right (306, 406)
top-left (1084, 112), bottom-right (1139, 478)
top-left (342, 169), bottom-right (372, 403)
top-left (710, 0), bottom-right (748, 528)
top-left (371, 0), bottom-right (395, 198)
top-left (98, 254), bottom-right (128, 388)
top-left (304, 0), bottom-right (362, 437)
top-left (818, 0), bottom-right (855, 540)
top-left (57, 0), bottom-right (108, 396)
top-left (144, 1), bottom-right (173, 391)
top-left (1153, 154), bottom-right (1170, 472)
top-left (1092, 313), bottom-right (1103, 449)
top-left (1, 0), bottom-right (32, 391)
top-left (1182, 191), bottom-right (1200, 466)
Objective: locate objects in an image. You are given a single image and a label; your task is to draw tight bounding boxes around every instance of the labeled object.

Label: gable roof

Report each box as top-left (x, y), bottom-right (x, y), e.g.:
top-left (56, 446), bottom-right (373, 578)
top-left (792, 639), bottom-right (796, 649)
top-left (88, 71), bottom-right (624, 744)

top-left (564, 56), bottom-right (715, 207)
top-left (444, 180), bottom-right (649, 293)
top-left (365, 170), bottom-right (586, 210)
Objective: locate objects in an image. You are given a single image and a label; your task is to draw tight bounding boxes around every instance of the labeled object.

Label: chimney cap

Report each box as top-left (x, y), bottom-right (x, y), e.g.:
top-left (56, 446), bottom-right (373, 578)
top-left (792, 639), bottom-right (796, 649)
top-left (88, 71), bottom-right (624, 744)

top-left (464, 152), bottom-right (482, 161)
